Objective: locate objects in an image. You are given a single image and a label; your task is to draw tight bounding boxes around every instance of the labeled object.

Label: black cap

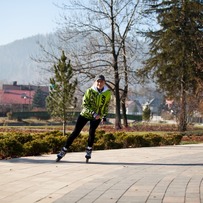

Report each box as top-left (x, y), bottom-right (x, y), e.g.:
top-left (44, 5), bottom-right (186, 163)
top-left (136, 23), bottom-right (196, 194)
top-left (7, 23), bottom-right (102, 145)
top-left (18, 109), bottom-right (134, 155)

top-left (96, 75), bottom-right (105, 81)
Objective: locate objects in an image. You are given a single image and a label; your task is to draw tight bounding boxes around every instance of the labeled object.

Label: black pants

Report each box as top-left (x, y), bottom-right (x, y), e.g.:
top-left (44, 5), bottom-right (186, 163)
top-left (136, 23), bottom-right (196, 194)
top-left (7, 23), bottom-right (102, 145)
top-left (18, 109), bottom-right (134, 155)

top-left (64, 115), bottom-right (101, 149)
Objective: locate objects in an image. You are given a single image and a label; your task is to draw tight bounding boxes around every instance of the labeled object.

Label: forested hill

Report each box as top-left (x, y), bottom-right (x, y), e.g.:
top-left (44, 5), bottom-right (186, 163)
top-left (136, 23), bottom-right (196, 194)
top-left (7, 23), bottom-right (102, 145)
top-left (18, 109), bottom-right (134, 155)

top-left (0, 32), bottom-right (147, 89)
top-left (0, 33), bottom-right (55, 85)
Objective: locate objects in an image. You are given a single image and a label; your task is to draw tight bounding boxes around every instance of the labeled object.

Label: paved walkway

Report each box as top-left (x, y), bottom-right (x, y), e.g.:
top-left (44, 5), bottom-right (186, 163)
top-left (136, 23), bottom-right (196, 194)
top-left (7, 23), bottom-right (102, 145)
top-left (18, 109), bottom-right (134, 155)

top-left (0, 144), bottom-right (203, 203)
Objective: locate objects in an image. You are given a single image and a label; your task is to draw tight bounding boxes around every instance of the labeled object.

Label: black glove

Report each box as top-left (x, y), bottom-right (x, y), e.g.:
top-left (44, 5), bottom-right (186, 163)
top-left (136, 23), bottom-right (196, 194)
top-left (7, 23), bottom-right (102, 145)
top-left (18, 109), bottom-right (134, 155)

top-left (102, 116), bottom-right (107, 123)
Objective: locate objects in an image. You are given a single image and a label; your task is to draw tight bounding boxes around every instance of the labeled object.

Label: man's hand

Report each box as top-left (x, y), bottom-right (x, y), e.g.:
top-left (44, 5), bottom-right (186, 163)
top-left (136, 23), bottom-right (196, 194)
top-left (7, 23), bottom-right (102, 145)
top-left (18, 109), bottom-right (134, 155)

top-left (95, 115), bottom-right (101, 120)
top-left (101, 117), bottom-right (107, 124)
top-left (93, 113), bottom-right (101, 120)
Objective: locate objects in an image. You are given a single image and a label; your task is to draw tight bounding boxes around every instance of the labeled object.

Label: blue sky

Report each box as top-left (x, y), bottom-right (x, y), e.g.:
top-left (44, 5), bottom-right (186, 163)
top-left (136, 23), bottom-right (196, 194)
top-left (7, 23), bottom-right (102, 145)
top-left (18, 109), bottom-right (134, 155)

top-left (0, 0), bottom-right (66, 46)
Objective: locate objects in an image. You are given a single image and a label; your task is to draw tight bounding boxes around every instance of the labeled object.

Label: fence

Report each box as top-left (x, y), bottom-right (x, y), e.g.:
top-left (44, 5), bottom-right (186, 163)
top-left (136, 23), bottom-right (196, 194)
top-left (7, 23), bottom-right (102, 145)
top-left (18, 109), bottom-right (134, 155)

top-left (9, 111), bottom-right (142, 121)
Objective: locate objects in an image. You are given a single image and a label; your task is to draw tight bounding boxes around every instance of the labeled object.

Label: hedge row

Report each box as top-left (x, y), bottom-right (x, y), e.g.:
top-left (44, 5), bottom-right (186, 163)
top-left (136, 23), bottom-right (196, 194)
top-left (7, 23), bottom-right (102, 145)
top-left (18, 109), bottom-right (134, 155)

top-left (0, 130), bottom-right (183, 159)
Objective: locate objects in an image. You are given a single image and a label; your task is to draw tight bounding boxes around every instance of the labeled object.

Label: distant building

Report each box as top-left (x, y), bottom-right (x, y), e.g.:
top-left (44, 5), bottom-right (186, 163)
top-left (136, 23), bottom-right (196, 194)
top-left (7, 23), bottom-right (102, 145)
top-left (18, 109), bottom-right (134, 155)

top-left (144, 97), bottom-right (163, 116)
top-left (0, 81), bottom-right (49, 114)
top-left (126, 100), bottom-right (142, 115)
top-left (126, 96), bottom-right (163, 116)
top-left (3, 81), bottom-right (49, 92)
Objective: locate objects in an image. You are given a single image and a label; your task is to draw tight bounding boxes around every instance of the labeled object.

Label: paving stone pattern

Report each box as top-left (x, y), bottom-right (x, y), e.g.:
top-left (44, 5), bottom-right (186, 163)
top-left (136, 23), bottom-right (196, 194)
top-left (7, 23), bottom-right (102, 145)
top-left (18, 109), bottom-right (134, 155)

top-left (0, 144), bottom-right (203, 203)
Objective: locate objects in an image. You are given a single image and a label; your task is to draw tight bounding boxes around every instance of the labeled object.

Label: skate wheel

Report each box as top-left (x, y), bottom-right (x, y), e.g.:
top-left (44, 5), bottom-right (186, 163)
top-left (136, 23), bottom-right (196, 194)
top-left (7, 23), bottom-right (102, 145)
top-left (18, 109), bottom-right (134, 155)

top-left (56, 157), bottom-right (61, 162)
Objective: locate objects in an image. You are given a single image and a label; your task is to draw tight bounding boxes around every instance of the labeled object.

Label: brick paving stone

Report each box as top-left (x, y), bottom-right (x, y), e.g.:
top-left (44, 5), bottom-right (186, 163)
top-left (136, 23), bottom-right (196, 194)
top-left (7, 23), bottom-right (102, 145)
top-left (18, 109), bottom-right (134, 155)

top-left (0, 144), bottom-right (202, 203)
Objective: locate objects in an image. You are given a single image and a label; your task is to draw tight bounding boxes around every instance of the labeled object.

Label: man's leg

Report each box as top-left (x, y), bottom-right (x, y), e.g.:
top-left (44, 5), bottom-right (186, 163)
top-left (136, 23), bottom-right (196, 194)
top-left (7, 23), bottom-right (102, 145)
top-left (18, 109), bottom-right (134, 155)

top-left (64, 115), bottom-right (89, 149)
top-left (57, 115), bottom-right (88, 161)
top-left (85, 119), bottom-right (101, 159)
top-left (88, 118), bottom-right (101, 147)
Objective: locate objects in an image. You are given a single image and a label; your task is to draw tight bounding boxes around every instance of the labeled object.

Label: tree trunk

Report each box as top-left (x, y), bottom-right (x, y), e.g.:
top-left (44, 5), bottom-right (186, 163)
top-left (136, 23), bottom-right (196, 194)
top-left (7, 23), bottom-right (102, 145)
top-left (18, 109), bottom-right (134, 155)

top-left (121, 43), bottom-right (129, 128)
top-left (62, 120), bottom-right (66, 136)
top-left (114, 70), bottom-right (122, 129)
top-left (178, 79), bottom-right (187, 131)
top-left (122, 101), bottom-right (128, 127)
top-left (111, 7), bottom-right (122, 130)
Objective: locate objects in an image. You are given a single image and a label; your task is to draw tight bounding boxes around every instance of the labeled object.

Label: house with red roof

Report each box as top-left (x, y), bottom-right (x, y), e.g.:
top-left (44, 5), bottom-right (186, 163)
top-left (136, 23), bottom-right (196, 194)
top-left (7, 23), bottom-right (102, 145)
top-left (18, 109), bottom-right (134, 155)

top-left (0, 81), bottom-right (49, 115)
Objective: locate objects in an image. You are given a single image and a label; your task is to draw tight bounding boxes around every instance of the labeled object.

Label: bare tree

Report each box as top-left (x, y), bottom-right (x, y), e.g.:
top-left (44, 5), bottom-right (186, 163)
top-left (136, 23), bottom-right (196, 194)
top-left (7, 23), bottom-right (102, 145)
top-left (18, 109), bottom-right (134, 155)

top-left (55, 0), bottom-right (143, 129)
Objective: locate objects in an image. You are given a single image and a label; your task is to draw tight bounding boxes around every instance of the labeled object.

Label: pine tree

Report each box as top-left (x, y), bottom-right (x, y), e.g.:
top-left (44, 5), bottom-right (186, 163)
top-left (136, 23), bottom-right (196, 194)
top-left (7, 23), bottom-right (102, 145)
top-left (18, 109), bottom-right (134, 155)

top-left (46, 51), bottom-right (78, 135)
top-left (142, 105), bottom-right (151, 122)
top-left (32, 87), bottom-right (47, 109)
top-left (137, 0), bottom-right (203, 131)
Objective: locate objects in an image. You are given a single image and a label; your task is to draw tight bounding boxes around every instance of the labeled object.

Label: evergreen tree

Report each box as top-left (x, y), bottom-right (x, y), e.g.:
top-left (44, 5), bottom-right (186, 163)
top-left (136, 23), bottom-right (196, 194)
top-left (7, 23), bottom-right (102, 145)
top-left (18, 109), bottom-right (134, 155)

top-left (46, 51), bottom-right (77, 135)
top-left (142, 105), bottom-right (151, 122)
top-left (137, 0), bottom-right (203, 131)
top-left (32, 87), bottom-right (47, 109)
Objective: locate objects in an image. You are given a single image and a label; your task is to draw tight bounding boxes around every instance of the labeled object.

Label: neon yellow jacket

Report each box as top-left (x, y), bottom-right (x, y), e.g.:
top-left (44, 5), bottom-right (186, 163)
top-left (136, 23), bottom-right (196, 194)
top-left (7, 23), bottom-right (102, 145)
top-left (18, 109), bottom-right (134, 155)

top-left (80, 85), bottom-right (111, 119)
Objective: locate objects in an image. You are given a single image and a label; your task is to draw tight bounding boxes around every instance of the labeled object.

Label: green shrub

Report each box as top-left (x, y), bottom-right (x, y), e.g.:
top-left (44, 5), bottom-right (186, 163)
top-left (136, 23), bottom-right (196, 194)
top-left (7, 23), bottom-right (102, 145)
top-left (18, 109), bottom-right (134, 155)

top-left (0, 137), bottom-right (24, 159)
top-left (104, 133), bottom-right (116, 149)
top-left (96, 130), bottom-right (106, 137)
top-left (0, 130), bottom-right (184, 159)
top-left (94, 141), bottom-right (105, 150)
top-left (13, 134), bottom-right (33, 144)
top-left (134, 134), bottom-right (150, 147)
top-left (0, 134), bottom-right (9, 140)
top-left (122, 135), bottom-right (135, 148)
top-left (104, 133), bottom-right (116, 142)
top-left (43, 135), bottom-right (67, 153)
top-left (23, 139), bottom-right (49, 156)
top-left (69, 133), bottom-right (88, 152)
top-left (161, 133), bottom-right (183, 145)
top-left (43, 130), bottom-right (64, 137)
top-left (173, 134), bottom-right (183, 144)
top-left (122, 134), bottom-right (148, 148)
top-left (114, 132), bottom-right (128, 146)
top-left (106, 141), bottom-right (123, 149)
top-left (94, 130), bottom-right (106, 143)
top-left (143, 133), bottom-right (162, 146)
